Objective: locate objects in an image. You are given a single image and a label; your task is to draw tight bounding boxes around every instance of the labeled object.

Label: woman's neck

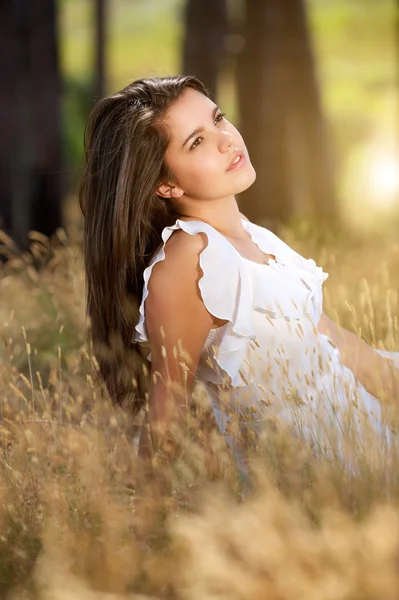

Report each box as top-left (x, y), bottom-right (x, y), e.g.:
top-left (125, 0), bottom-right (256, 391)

top-left (176, 198), bottom-right (247, 239)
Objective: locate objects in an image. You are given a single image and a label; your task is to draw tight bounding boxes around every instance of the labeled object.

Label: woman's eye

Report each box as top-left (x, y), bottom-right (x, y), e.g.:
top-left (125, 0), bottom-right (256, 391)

top-left (190, 113), bottom-right (227, 150)
top-left (191, 136), bottom-right (203, 150)
top-left (214, 112), bottom-right (226, 124)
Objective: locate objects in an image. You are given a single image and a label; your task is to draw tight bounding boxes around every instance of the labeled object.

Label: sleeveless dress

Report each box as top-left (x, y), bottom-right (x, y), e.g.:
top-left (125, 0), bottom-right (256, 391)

top-left (133, 217), bottom-right (399, 470)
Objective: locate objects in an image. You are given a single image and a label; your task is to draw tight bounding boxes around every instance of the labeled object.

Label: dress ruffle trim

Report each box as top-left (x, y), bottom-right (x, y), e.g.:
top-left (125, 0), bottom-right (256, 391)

top-left (242, 220), bottom-right (328, 319)
top-left (133, 218), bottom-right (329, 387)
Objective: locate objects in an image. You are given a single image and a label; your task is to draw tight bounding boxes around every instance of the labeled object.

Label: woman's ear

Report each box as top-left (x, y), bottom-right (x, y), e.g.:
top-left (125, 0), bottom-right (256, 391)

top-left (157, 183), bottom-right (184, 199)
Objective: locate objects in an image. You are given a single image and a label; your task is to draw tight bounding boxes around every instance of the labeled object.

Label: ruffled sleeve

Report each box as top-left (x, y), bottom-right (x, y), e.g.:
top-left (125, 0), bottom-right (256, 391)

top-left (133, 219), bottom-right (258, 386)
top-left (133, 218), bottom-right (328, 388)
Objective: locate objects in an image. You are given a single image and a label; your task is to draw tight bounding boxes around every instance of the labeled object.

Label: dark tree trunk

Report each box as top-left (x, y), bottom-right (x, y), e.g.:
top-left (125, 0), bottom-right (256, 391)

top-left (95, 0), bottom-right (106, 100)
top-left (182, 0), bottom-right (228, 101)
top-left (237, 0), bottom-right (337, 228)
top-left (29, 0), bottom-right (63, 239)
top-left (283, 0), bottom-right (336, 220)
top-left (0, 0), bottom-right (62, 251)
top-left (0, 1), bottom-right (17, 237)
top-left (237, 0), bottom-right (292, 227)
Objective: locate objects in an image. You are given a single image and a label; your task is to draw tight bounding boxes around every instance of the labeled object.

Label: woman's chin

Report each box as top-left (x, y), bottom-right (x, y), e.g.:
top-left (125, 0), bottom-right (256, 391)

top-left (234, 168), bottom-right (256, 194)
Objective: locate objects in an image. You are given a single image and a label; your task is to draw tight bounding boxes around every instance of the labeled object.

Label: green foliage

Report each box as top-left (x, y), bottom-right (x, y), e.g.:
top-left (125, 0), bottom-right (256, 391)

top-left (61, 75), bottom-right (94, 176)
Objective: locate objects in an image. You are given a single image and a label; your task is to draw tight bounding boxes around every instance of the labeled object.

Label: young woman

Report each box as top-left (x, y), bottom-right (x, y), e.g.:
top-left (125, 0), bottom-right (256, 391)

top-left (79, 75), bottom-right (399, 470)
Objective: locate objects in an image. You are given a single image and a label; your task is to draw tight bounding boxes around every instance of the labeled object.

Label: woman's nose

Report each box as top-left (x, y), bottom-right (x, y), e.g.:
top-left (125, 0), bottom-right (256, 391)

top-left (218, 130), bottom-right (234, 152)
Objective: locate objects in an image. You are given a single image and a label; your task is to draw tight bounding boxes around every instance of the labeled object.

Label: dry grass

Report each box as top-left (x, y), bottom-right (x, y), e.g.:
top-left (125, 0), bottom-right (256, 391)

top-left (1, 224), bottom-right (399, 599)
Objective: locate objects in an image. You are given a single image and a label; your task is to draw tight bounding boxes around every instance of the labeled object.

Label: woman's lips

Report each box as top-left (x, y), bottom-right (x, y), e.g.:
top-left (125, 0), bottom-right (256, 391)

top-left (226, 152), bottom-right (247, 172)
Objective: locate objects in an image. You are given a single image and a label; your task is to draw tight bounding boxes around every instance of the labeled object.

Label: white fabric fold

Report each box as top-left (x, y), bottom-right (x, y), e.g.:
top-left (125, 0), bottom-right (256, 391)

top-left (133, 217), bottom-right (329, 388)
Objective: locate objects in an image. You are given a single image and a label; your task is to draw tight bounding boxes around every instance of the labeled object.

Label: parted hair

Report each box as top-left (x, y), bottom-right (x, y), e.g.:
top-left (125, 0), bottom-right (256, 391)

top-left (79, 75), bottom-right (210, 412)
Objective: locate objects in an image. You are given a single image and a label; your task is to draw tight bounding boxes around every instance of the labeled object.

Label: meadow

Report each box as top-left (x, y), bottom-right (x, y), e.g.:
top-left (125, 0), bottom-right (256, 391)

top-left (1, 224), bottom-right (399, 598)
top-left (2, 0), bottom-right (399, 597)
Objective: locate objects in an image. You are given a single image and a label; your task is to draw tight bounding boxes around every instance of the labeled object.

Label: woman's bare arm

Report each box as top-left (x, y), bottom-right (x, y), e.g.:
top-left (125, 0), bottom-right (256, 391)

top-left (138, 230), bottom-right (215, 459)
top-left (318, 312), bottom-right (399, 403)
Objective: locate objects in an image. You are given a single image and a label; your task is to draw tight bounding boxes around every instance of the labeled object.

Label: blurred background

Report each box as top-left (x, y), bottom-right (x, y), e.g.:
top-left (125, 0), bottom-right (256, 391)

top-left (1, 0), bottom-right (399, 252)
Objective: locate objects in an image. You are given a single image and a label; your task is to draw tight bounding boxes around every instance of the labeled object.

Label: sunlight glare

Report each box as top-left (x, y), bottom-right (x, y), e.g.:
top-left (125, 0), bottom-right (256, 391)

top-left (368, 156), bottom-right (399, 205)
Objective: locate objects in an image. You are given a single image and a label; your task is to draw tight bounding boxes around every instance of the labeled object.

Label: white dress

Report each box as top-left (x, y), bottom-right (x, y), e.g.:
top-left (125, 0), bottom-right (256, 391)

top-left (133, 217), bottom-right (399, 469)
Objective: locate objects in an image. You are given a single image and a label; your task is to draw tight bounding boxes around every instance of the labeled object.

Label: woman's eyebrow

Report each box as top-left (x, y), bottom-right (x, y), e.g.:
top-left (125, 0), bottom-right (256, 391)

top-left (181, 105), bottom-right (220, 148)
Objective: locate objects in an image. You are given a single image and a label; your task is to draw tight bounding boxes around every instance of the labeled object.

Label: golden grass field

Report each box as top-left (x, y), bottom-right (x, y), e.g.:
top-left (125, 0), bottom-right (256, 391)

top-left (1, 0), bottom-right (398, 596)
top-left (1, 221), bottom-right (399, 599)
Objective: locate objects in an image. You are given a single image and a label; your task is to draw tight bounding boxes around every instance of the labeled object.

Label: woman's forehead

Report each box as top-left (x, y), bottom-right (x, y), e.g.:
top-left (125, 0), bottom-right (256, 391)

top-left (164, 88), bottom-right (216, 143)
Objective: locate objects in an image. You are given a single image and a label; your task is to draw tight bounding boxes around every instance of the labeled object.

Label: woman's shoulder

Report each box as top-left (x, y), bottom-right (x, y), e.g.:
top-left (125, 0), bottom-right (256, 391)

top-left (133, 216), bottom-right (242, 347)
top-left (150, 217), bottom-right (240, 268)
top-left (158, 225), bottom-right (208, 267)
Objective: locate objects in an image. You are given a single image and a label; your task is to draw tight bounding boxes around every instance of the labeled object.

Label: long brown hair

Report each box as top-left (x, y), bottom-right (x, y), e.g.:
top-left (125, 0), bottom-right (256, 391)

top-left (79, 76), bottom-right (210, 413)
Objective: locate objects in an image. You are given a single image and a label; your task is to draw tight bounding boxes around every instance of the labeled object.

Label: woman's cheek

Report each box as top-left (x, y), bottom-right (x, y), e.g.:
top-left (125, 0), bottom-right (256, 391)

top-left (192, 158), bottom-right (221, 187)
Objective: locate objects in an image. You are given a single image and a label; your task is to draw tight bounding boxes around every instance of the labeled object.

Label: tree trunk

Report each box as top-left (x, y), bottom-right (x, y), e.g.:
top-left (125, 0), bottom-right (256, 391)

top-left (95, 0), bottom-right (106, 100)
top-left (0, 1), bottom-right (63, 251)
top-left (0, 1), bottom-right (17, 237)
top-left (182, 0), bottom-right (228, 101)
top-left (237, 0), bottom-right (337, 228)
top-left (29, 0), bottom-right (63, 239)
top-left (237, 0), bottom-right (292, 227)
top-left (283, 0), bottom-right (336, 221)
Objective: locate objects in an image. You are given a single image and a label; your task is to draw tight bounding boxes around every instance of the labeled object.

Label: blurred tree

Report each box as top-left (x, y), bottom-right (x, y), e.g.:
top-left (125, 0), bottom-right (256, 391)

top-left (237, 0), bottom-right (290, 226)
top-left (237, 0), bottom-right (337, 228)
top-left (0, 0), bottom-right (63, 252)
top-left (95, 0), bottom-right (107, 100)
top-left (284, 0), bottom-right (336, 222)
top-left (182, 0), bottom-right (228, 101)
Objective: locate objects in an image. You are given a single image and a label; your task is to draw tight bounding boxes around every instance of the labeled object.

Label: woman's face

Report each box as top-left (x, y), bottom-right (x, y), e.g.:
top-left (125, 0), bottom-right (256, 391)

top-left (160, 87), bottom-right (256, 202)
